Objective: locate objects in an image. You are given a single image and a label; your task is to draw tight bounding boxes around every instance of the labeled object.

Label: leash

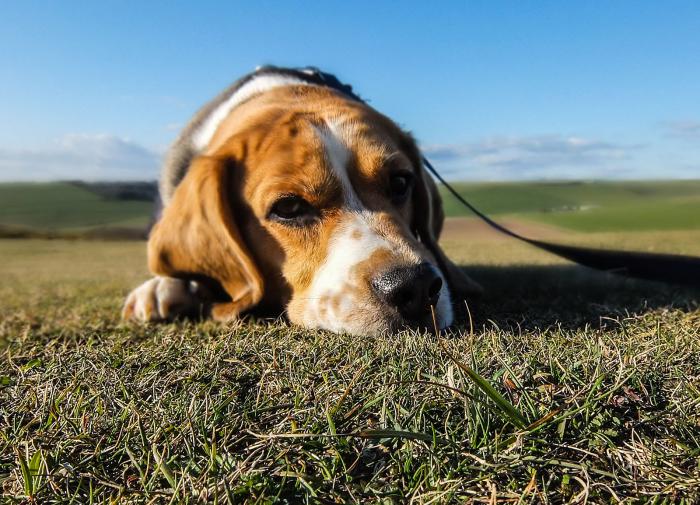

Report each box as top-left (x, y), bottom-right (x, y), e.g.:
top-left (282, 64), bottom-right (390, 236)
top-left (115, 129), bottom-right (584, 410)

top-left (423, 158), bottom-right (700, 287)
top-left (258, 66), bottom-right (700, 287)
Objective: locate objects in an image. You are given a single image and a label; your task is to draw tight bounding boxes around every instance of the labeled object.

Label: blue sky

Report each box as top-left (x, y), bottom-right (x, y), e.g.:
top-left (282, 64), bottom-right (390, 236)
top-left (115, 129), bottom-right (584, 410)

top-left (1, 1), bottom-right (699, 181)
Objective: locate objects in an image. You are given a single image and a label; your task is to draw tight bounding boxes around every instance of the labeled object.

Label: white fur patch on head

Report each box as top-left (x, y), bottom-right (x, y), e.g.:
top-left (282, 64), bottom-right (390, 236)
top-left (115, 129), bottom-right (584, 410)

top-left (314, 120), bottom-right (362, 209)
top-left (192, 74), bottom-right (313, 150)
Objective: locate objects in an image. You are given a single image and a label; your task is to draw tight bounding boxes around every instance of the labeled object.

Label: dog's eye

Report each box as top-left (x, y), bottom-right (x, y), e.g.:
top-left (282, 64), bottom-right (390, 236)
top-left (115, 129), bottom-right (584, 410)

top-left (389, 173), bottom-right (414, 203)
top-left (268, 195), bottom-right (318, 226)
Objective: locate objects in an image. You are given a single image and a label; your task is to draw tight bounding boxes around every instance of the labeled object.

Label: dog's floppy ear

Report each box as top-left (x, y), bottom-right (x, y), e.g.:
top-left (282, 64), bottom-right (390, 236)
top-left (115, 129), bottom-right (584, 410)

top-left (147, 155), bottom-right (263, 320)
top-left (402, 134), bottom-right (483, 298)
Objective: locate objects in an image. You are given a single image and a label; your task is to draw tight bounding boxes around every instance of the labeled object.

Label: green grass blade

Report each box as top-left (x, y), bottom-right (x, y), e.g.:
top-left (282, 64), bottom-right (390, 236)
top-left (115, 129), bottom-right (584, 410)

top-left (16, 448), bottom-right (33, 497)
top-left (151, 445), bottom-right (178, 496)
top-left (440, 342), bottom-right (528, 429)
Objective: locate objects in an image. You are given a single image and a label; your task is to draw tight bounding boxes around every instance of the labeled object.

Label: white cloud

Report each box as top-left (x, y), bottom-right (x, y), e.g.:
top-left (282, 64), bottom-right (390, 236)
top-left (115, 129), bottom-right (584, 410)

top-left (0, 134), bottom-right (160, 181)
top-left (421, 135), bottom-right (653, 180)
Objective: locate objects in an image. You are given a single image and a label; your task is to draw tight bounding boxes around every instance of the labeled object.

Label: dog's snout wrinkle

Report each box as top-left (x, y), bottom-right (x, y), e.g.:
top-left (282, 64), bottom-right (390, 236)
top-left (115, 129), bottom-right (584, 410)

top-left (372, 263), bottom-right (443, 320)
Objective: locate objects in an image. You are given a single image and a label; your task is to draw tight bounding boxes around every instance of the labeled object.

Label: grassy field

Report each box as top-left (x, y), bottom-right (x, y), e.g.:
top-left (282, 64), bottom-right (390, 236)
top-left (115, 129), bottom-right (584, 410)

top-left (1, 180), bottom-right (699, 238)
top-left (1, 229), bottom-right (699, 502)
top-left (0, 183), bottom-right (152, 237)
top-left (440, 180), bottom-right (700, 232)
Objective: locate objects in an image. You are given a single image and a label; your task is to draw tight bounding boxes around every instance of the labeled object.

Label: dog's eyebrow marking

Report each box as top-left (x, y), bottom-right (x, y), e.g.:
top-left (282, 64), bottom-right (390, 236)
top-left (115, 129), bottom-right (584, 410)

top-left (193, 75), bottom-right (314, 151)
top-left (314, 120), bottom-right (363, 210)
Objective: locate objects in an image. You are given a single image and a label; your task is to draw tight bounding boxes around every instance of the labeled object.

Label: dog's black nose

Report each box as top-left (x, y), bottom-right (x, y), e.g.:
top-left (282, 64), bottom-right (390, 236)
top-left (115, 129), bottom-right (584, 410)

top-left (372, 263), bottom-right (443, 319)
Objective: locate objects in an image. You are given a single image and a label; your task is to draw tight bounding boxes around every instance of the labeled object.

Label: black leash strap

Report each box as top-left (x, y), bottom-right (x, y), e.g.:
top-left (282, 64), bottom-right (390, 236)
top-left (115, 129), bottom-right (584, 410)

top-left (423, 157), bottom-right (700, 287)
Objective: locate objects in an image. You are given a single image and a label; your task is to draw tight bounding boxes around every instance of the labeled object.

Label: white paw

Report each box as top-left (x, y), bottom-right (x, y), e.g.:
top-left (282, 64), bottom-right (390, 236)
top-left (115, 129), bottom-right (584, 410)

top-left (122, 277), bottom-right (203, 322)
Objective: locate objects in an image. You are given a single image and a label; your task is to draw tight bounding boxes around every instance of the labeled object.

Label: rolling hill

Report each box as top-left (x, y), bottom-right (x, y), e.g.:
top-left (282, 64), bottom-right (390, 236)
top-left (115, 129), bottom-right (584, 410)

top-left (0, 182), bottom-right (154, 238)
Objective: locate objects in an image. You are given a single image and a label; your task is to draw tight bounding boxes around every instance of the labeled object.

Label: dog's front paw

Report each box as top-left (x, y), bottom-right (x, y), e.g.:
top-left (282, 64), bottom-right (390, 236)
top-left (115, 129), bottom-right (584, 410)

top-left (122, 277), bottom-right (203, 322)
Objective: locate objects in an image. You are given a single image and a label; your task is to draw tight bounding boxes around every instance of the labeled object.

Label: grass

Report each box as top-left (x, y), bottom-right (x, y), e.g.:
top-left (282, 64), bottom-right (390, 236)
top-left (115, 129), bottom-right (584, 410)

top-left (0, 182), bottom-right (151, 233)
top-left (1, 233), bottom-right (699, 503)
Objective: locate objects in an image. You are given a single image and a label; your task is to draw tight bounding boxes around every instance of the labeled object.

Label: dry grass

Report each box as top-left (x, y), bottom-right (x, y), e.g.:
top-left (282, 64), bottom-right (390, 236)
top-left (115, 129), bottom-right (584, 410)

top-left (1, 234), bottom-right (699, 503)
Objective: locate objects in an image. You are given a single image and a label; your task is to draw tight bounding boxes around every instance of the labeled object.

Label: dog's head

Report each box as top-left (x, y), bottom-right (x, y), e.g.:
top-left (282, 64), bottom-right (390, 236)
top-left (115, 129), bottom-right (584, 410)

top-left (148, 85), bottom-right (480, 334)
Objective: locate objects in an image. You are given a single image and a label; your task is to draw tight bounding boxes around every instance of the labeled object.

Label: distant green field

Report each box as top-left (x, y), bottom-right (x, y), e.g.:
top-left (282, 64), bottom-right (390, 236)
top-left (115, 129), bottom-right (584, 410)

top-left (0, 180), bottom-right (698, 235)
top-left (440, 180), bottom-right (700, 232)
top-left (0, 182), bottom-right (152, 234)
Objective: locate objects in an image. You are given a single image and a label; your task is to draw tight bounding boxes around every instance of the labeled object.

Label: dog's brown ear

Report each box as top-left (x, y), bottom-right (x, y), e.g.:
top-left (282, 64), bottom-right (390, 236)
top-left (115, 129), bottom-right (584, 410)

top-left (147, 155), bottom-right (263, 320)
top-left (403, 135), bottom-right (483, 298)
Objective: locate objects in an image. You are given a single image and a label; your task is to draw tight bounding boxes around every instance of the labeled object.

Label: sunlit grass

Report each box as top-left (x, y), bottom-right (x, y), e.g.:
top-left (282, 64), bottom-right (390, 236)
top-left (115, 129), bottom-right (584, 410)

top-left (1, 237), bottom-right (699, 502)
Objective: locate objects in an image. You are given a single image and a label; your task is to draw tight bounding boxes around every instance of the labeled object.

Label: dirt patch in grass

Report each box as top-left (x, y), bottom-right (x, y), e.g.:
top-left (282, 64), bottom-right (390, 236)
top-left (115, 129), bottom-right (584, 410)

top-left (441, 217), bottom-right (569, 242)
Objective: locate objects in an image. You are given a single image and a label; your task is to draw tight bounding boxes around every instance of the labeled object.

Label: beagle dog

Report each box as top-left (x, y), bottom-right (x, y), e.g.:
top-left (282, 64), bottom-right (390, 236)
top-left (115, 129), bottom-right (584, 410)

top-left (123, 66), bottom-right (480, 335)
